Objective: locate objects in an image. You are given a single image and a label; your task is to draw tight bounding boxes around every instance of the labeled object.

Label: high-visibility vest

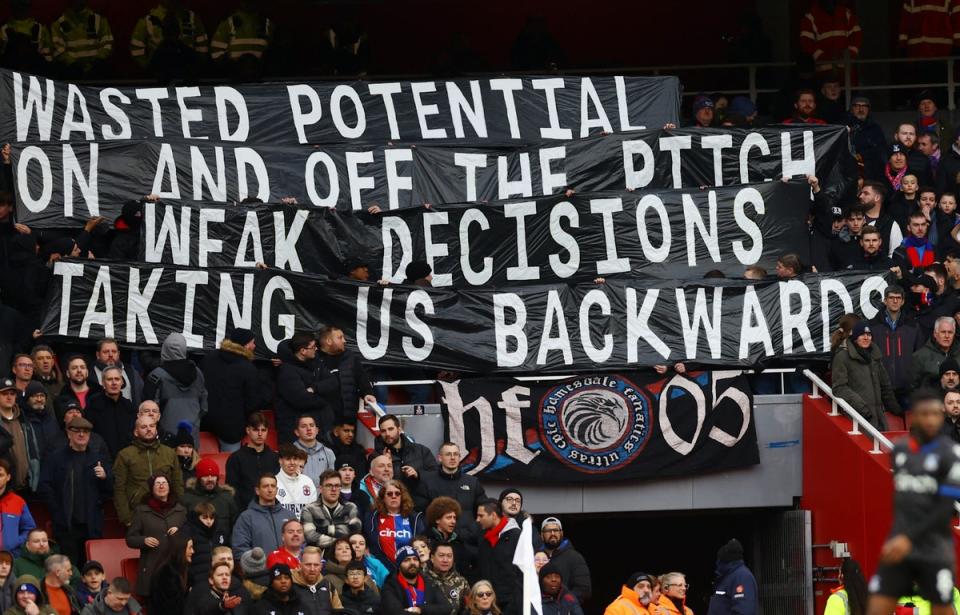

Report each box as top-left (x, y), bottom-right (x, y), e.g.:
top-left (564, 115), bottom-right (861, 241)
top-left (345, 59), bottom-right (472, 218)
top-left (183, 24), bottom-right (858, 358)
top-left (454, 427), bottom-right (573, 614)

top-left (210, 10), bottom-right (272, 61)
top-left (50, 8), bottom-right (113, 67)
top-left (799, 3), bottom-right (862, 66)
top-left (0, 18), bottom-right (52, 61)
top-left (898, 587), bottom-right (960, 614)
top-left (897, 0), bottom-right (960, 58)
top-left (129, 6), bottom-right (208, 66)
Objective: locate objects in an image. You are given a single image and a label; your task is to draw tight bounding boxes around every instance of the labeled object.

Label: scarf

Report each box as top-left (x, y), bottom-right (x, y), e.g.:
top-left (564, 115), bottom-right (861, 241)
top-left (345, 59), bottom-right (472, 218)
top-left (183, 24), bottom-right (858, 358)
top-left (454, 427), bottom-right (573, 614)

top-left (901, 235), bottom-right (935, 268)
top-left (483, 515), bottom-right (509, 547)
top-left (377, 514), bottom-right (413, 564)
top-left (919, 116), bottom-right (938, 132)
top-left (397, 574), bottom-right (425, 607)
top-left (885, 163), bottom-right (907, 191)
top-left (148, 497), bottom-right (175, 515)
top-left (362, 474), bottom-right (381, 500)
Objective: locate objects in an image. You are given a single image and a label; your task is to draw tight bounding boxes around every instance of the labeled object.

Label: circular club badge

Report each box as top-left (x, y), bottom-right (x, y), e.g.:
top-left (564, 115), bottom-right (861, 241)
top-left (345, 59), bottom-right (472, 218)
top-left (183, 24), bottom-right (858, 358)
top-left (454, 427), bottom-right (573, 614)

top-left (538, 375), bottom-right (652, 474)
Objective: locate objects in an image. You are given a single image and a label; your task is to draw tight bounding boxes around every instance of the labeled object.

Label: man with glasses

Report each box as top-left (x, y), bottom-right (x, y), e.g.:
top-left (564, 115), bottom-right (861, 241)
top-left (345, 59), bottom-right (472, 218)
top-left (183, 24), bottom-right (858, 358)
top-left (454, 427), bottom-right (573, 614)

top-left (499, 488), bottom-right (543, 550)
top-left (38, 416), bottom-right (112, 566)
top-left (872, 285), bottom-right (923, 408)
top-left (276, 331), bottom-right (337, 444)
top-left (381, 545), bottom-right (448, 615)
top-left (657, 573), bottom-right (693, 615)
top-left (422, 442), bottom-right (486, 542)
top-left (340, 560), bottom-right (381, 615)
top-left (540, 518), bottom-right (591, 604)
top-left (301, 470), bottom-right (361, 549)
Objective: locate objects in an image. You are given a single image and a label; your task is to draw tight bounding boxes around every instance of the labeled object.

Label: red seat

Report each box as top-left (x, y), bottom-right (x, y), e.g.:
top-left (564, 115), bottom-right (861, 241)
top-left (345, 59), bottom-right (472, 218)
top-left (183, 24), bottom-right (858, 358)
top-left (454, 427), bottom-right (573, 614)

top-left (199, 432), bottom-right (220, 455)
top-left (120, 557), bottom-right (140, 597)
top-left (261, 409), bottom-right (276, 431)
top-left (200, 452), bottom-right (231, 484)
top-left (885, 413), bottom-right (906, 431)
top-left (86, 539), bottom-right (139, 582)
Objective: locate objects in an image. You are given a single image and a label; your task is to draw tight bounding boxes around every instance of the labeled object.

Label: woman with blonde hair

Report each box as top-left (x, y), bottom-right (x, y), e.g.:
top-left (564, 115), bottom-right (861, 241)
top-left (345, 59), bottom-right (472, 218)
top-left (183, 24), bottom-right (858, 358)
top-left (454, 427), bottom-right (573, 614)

top-left (364, 479), bottom-right (425, 569)
top-left (460, 580), bottom-right (500, 615)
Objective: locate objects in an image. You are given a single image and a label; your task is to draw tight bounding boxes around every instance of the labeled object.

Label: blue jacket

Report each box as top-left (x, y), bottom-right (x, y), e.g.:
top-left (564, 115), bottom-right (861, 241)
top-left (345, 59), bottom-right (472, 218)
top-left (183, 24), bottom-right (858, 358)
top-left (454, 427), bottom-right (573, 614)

top-left (0, 490), bottom-right (34, 555)
top-left (706, 560), bottom-right (758, 615)
top-left (37, 444), bottom-right (113, 537)
top-left (230, 499), bottom-right (293, 561)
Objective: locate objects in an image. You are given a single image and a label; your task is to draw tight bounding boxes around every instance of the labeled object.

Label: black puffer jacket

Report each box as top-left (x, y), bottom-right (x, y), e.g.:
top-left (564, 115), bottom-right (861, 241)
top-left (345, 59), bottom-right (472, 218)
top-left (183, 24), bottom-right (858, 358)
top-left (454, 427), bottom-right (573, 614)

top-left (275, 342), bottom-right (337, 442)
top-left (185, 511), bottom-right (229, 588)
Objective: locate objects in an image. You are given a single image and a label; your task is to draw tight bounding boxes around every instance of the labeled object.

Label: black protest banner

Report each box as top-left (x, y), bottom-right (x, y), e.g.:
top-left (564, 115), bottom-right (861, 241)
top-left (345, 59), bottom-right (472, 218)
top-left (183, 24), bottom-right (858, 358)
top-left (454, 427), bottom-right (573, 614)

top-left (413, 124), bottom-right (857, 205)
top-left (140, 181), bottom-right (812, 283)
top-left (13, 125), bottom-right (854, 228)
top-left (41, 261), bottom-right (890, 373)
top-left (441, 371), bottom-right (757, 482)
top-left (0, 70), bottom-right (678, 146)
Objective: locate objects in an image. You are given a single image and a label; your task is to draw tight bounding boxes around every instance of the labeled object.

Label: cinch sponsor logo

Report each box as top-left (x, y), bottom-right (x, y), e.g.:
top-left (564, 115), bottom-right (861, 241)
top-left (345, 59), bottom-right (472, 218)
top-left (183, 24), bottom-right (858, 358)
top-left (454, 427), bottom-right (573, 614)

top-left (379, 528), bottom-right (412, 539)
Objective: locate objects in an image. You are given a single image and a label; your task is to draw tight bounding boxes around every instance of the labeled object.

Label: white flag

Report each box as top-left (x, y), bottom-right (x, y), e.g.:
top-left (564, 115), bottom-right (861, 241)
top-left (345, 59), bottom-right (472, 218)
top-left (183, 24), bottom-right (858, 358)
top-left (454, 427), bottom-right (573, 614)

top-left (512, 517), bottom-right (543, 615)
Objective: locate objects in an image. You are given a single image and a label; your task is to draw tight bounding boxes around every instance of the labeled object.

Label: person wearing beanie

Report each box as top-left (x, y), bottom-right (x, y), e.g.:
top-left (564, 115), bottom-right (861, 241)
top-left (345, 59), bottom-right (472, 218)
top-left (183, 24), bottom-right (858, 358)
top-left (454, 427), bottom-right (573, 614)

top-left (603, 573), bottom-right (655, 615)
top-left (380, 545), bottom-right (447, 615)
top-left (106, 199), bottom-right (145, 261)
top-left (240, 547), bottom-right (270, 601)
top-left (84, 365), bottom-right (137, 459)
top-left (689, 95), bottom-right (714, 128)
top-left (706, 539), bottom-right (758, 615)
top-left (540, 517), bottom-right (591, 604)
top-left (181, 457), bottom-right (239, 535)
top-left (7, 574), bottom-right (57, 615)
top-left (171, 424), bottom-right (199, 481)
top-left (728, 96), bottom-right (757, 126)
top-left (251, 563), bottom-right (304, 615)
top-left (403, 261), bottom-right (433, 286)
top-left (143, 332), bottom-right (207, 449)
top-left (36, 414), bottom-right (112, 568)
top-left (939, 356), bottom-right (960, 392)
top-left (17, 380), bottom-right (58, 462)
top-left (832, 319), bottom-right (901, 431)
top-left (540, 561), bottom-right (583, 615)
top-left (200, 328), bottom-right (269, 452)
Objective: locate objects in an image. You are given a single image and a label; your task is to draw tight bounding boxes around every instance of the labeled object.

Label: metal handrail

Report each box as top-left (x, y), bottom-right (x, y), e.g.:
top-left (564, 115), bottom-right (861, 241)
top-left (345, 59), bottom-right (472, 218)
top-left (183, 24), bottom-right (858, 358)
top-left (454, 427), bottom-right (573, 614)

top-left (803, 369), bottom-right (960, 523)
top-left (804, 369), bottom-right (893, 454)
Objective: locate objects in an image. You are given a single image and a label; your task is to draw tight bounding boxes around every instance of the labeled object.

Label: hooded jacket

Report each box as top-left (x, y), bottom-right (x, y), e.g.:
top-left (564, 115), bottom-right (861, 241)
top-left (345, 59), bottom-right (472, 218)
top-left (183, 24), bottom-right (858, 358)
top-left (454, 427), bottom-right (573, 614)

top-left (201, 339), bottom-right (268, 444)
top-left (705, 559), bottom-right (758, 615)
top-left (339, 582), bottom-right (381, 615)
top-left (230, 499), bottom-right (293, 562)
top-left (603, 585), bottom-right (649, 615)
top-left (544, 540), bottom-right (591, 603)
top-left (831, 341), bottom-right (900, 431)
top-left (113, 438), bottom-right (184, 525)
top-left (424, 566), bottom-right (468, 615)
top-left (4, 575), bottom-right (57, 615)
top-left (316, 349), bottom-right (374, 424)
top-left (37, 441), bottom-right (113, 537)
top-left (184, 510), bottom-right (230, 587)
top-left (181, 477), bottom-right (239, 533)
top-left (421, 468), bottom-right (486, 543)
top-left (145, 333), bottom-right (207, 446)
top-left (250, 586), bottom-right (307, 615)
top-left (293, 439), bottom-right (336, 487)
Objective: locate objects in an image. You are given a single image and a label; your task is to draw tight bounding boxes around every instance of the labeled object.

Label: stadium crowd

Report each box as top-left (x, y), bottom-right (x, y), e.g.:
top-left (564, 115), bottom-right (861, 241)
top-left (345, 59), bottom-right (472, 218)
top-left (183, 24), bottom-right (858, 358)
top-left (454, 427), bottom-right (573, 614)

top-left (4, 2), bottom-right (960, 615)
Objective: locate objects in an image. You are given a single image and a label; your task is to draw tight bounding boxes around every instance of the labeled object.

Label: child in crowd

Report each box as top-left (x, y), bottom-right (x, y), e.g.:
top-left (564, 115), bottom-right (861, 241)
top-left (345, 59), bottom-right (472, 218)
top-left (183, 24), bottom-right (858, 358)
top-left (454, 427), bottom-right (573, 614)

top-left (337, 458), bottom-right (357, 504)
top-left (76, 560), bottom-right (106, 606)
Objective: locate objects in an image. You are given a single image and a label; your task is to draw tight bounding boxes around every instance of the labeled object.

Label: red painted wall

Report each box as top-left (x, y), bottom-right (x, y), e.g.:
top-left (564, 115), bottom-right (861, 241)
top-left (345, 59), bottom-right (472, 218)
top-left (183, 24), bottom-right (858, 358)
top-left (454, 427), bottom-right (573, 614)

top-left (802, 395), bottom-right (960, 613)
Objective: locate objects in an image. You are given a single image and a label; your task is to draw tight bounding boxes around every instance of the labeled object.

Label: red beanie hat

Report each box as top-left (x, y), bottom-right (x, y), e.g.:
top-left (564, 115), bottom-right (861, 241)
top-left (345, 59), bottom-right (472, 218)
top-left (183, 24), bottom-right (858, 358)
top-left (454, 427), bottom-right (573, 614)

top-left (196, 458), bottom-right (220, 479)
